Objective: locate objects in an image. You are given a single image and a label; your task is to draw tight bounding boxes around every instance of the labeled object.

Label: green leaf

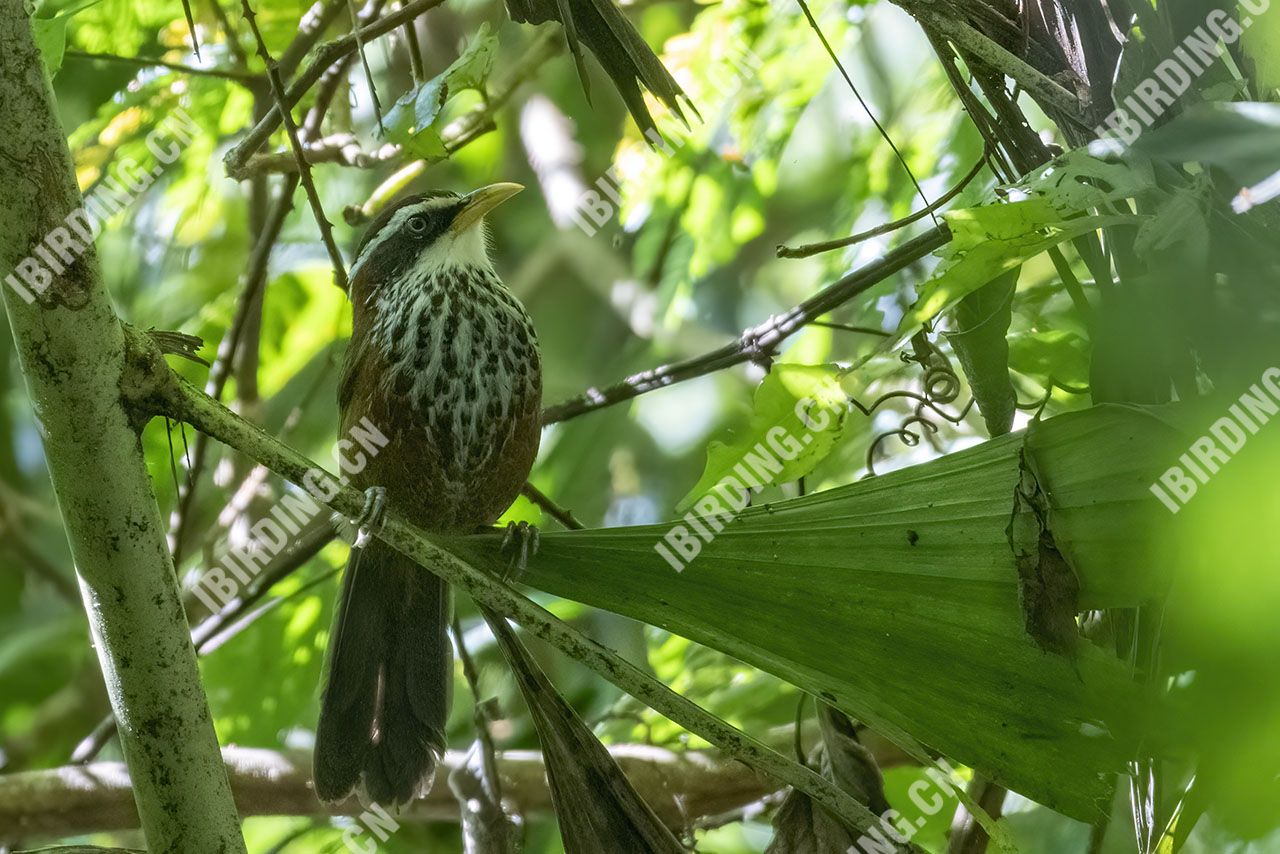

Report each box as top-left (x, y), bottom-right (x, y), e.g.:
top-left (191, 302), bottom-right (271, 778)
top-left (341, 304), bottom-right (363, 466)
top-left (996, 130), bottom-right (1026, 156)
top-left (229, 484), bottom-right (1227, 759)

top-left (947, 268), bottom-right (1018, 437)
top-left (1007, 330), bottom-right (1090, 389)
top-left (1011, 148), bottom-right (1157, 209)
top-left (382, 23), bottom-right (497, 161)
top-left (1134, 179), bottom-right (1210, 267)
top-left (485, 612), bottom-right (686, 854)
top-left (1242, 1), bottom-right (1280, 97)
top-left (883, 149), bottom-right (1154, 351)
top-left (32, 0), bottom-right (101, 75)
top-left (473, 405), bottom-right (1188, 823)
top-left (887, 204), bottom-right (1130, 351)
top-left (676, 364), bottom-right (854, 513)
top-left (1135, 102), bottom-right (1280, 184)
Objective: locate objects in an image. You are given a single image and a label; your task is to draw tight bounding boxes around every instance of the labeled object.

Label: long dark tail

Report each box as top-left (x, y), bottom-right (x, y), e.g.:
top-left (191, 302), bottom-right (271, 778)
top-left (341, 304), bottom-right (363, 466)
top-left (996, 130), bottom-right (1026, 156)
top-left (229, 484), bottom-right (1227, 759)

top-left (314, 540), bottom-right (451, 806)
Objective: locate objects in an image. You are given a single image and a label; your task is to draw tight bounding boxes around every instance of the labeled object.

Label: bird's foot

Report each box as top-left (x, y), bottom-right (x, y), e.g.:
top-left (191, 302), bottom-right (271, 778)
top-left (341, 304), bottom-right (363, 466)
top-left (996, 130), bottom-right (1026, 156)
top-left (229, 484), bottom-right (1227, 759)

top-left (499, 520), bottom-right (540, 581)
top-left (352, 486), bottom-right (387, 550)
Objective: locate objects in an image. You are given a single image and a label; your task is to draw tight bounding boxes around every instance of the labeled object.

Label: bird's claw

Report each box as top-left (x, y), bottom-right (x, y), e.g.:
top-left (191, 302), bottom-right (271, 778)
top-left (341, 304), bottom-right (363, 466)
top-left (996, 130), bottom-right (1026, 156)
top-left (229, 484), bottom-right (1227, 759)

top-left (353, 486), bottom-right (387, 549)
top-left (499, 521), bottom-right (539, 581)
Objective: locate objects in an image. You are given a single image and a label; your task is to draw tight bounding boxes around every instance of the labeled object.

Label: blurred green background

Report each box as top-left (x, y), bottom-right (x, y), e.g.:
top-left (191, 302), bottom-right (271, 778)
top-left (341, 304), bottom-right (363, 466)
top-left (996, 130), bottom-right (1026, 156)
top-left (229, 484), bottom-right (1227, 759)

top-left (3, 0), bottom-right (1280, 850)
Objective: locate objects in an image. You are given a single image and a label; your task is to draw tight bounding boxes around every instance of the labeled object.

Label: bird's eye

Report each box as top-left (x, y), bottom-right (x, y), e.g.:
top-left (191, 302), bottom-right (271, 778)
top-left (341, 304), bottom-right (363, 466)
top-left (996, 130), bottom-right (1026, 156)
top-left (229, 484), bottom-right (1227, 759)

top-left (407, 214), bottom-right (428, 234)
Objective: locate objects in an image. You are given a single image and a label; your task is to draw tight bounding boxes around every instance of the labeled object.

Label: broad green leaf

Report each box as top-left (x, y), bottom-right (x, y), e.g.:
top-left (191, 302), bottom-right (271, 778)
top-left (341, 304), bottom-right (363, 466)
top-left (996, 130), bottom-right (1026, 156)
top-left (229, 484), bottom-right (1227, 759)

top-left (32, 0), bottom-right (100, 74)
top-left (458, 405), bottom-right (1188, 822)
top-left (445, 25), bottom-right (499, 91)
top-left (676, 364), bottom-right (854, 512)
top-left (383, 23), bottom-right (497, 161)
top-left (1011, 148), bottom-right (1156, 209)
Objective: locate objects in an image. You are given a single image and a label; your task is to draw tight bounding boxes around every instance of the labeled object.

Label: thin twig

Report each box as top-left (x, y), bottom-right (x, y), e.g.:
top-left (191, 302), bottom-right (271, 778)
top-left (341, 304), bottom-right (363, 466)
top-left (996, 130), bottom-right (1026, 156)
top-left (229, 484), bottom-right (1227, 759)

top-left (452, 615), bottom-right (506, 805)
top-left (543, 225), bottom-right (951, 423)
top-left (344, 161), bottom-right (426, 224)
top-left (0, 487), bottom-right (77, 604)
top-left (808, 321), bottom-right (890, 337)
top-left (240, 0), bottom-right (350, 291)
top-left (236, 0), bottom-right (389, 176)
top-left (205, 0), bottom-right (252, 68)
top-left (521, 482), bottom-right (584, 530)
top-left (777, 153), bottom-right (988, 259)
top-left (341, 28), bottom-right (561, 222)
top-left (401, 0), bottom-right (425, 82)
top-left (947, 776), bottom-right (1006, 854)
top-left (197, 565), bottom-right (341, 655)
top-left (0, 520), bottom-right (79, 604)
top-left (278, 0), bottom-right (348, 79)
top-left (902, 3), bottom-right (1082, 124)
top-left (170, 175), bottom-right (300, 564)
top-left (344, 0), bottom-right (385, 130)
top-left (63, 50), bottom-right (260, 82)
top-left (223, 0), bottom-right (447, 179)
top-left (241, 134), bottom-right (402, 175)
top-left (235, 137), bottom-right (272, 405)
top-left (795, 0), bottom-right (936, 227)
top-left (923, 29), bottom-right (1018, 184)
top-left (1047, 246), bottom-right (1093, 323)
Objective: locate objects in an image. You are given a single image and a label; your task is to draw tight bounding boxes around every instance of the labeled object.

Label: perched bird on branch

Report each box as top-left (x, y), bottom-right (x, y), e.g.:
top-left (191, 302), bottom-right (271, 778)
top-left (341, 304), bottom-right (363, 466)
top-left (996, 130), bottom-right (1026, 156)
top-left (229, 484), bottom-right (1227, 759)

top-left (313, 184), bottom-right (542, 806)
top-left (504, 0), bottom-right (695, 137)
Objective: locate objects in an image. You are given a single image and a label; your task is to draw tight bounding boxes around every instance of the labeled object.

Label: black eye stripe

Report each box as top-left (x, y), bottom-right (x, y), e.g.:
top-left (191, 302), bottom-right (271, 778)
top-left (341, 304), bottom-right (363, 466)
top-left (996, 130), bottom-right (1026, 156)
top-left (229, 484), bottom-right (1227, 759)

top-left (400, 205), bottom-right (457, 244)
top-left (350, 194), bottom-right (467, 283)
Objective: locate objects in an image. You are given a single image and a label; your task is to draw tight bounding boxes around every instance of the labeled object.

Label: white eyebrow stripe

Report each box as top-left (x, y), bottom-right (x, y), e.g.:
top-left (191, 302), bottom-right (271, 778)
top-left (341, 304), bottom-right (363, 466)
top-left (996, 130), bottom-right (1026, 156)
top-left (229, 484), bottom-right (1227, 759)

top-left (350, 204), bottom-right (423, 278)
top-left (348, 197), bottom-right (463, 279)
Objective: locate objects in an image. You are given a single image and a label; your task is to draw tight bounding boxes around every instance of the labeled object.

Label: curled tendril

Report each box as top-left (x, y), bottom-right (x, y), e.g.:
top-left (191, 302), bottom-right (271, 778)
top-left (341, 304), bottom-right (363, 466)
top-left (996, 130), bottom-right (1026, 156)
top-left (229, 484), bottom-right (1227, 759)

top-left (922, 363), bottom-right (961, 403)
top-left (858, 332), bottom-right (975, 476)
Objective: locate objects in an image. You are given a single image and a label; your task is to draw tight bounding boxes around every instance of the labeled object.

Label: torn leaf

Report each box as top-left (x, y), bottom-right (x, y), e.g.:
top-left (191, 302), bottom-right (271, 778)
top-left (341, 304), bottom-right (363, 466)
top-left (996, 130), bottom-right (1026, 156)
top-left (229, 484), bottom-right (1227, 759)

top-left (1006, 445), bottom-right (1080, 656)
top-left (383, 23), bottom-right (498, 161)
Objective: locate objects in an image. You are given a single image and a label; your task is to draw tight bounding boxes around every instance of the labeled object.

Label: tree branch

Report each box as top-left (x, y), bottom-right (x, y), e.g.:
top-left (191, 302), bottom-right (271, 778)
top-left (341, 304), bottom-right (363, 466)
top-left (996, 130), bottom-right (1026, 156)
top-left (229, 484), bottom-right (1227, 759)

top-left (777, 153), bottom-right (987, 259)
top-left (169, 174), bottom-right (299, 564)
top-left (241, 0), bottom-right (349, 290)
top-left (129, 332), bottom-right (896, 839)
top-left (543, 225), bottom-right (951, 423)
top-left (521, 482), bottom-right (584, 530)
top-left (278, 0), bottom-right (348, 79)
top-left (72, 516), bottom-right (338, 765)
top-left (895, 3), bottom-right (1082, 124)
top-left (239, 133), bottom-right (402, 175)
top-left (222, 0), bottom-right (447, 179)
top-left (0, 745), bottom-right (776, 839)
top-left (0, 4), bottom-right (243, 850)
top-left (62, 50), bottom-right (260, 83)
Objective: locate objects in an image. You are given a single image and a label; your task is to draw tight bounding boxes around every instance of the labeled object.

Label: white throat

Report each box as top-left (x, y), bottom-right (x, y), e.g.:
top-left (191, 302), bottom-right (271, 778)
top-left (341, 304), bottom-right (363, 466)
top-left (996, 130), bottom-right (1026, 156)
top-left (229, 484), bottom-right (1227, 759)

top-left (412, 221), bottom-right (494, 278)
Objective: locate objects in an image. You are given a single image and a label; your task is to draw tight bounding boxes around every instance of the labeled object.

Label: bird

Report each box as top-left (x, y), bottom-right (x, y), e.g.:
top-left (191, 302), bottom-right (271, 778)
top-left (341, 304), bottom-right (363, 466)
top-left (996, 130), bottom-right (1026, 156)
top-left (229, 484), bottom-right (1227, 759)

top-left (313, 183), bottom-right (542, 807)
top-left (504, 0), bottom-right (695, 137)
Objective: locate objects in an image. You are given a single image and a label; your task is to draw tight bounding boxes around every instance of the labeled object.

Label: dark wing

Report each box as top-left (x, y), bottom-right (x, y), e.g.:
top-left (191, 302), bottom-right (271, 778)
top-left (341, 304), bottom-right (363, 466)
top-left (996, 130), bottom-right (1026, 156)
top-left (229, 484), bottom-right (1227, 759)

top-left (338, 333), bottom-right (370, 415)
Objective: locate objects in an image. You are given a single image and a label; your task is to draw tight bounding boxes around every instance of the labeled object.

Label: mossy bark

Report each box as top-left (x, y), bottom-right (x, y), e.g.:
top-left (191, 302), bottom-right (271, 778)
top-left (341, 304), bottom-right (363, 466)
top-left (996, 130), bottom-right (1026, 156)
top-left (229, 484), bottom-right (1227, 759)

top-left (0, 2), bottom-right (245, 850)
